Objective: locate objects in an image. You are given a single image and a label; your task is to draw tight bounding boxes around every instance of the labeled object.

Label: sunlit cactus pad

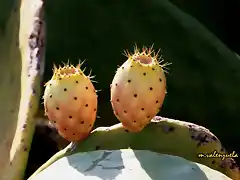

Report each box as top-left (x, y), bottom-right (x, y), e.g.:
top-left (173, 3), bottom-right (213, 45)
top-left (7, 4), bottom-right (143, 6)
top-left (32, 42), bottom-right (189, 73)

top-left (28, 116), bottom-right (239, 180)
top-left (30, 149), bottom-right (232, 180)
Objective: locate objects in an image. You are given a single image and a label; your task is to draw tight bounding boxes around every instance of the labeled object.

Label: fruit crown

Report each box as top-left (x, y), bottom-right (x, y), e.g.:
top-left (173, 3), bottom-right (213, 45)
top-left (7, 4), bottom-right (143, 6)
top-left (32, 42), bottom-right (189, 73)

top-left (123, 44), bottom-right (171, 72)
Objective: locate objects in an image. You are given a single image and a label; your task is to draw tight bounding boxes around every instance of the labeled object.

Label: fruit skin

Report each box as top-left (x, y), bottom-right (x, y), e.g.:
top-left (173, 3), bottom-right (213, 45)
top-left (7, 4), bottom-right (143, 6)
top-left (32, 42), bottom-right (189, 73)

top-left (110, 46), bottom-right (168, 132)
top-left (28, 116), bottom-right (239, 180)
top-left (43, 63), bottom-right (98, 142)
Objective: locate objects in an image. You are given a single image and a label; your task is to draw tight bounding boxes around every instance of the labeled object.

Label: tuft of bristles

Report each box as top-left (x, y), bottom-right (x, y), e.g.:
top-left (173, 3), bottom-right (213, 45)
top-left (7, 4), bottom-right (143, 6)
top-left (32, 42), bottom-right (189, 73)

top-left (123, 44), bottom-right (172, 73)
top-left (44, 60), bottom-right (98, 88)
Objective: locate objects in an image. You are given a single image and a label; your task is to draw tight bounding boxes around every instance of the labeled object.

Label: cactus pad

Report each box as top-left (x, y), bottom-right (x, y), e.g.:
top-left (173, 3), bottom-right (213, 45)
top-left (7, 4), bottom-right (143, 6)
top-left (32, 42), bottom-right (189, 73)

top-left (28, 116), bottom-right (239, 180)
top-left (30, 149), bottom-right (232, 180)
top-left (0, 0), bottom-right (45, 179)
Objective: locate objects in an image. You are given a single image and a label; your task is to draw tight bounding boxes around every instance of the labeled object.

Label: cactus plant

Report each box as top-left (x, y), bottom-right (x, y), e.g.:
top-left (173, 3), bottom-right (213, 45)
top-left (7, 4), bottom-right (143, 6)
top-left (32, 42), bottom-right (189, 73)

top-left (28, 116), bottom-right (239, 180)
top-left (110, 46), bottom-right (168, 132)
top-left (41, 0), bottom-right (240, 156)
top-left (30, 149), bottom-right (232, 180)
top-left (0, 0), bottom-right (45, 179)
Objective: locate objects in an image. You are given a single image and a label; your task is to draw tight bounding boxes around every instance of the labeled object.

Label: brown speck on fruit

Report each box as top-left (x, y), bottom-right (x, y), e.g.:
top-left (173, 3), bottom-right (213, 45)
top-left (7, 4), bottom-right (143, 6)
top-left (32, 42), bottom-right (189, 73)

top-left (86, 86), bottom-right (88, 90)
top-left (23, 147), bottom-right (28, 151)
top-left (64, 128), bottom-right (67, 131)
top-left (49, 95), bottom-right (52, 98)
top-left (115, 83), bottom-right (118, 86)
top-left (80, 73), bottom-right (83, 75)
top-left (149, 87), bottom-right (153, 90)
top-left (49, 83), bottom-right (52, 86)
top-left (59, 78), bottom-right (62, 80)
top-left (76, 80), bottom-right (79, 83)
top-left (124, 110), bottom-right (127, 113)
top-left (23, 124), bottom-right (27, 129)
top-left (128, 80), bottom-right (131, 83)
top-left (69, 116), bottom-right (72, 119)
top-left (53, 121), bottom-right (56, 123)
top-left (122, 67), bottom-right (124, 69)
top-left (94, 108), bottom-right (96, 111)
top-left (74, 97), bottom-right (77, 100)
top-left (85, 104), bottom-right (88, 107)
top-left (130, 65), bottom-right (133, 67)
top-left (141, 108), bottom-right (144, 111)
top-left (64, 88), bottom-right (67, 91)
top-left (133, 121), bottom-right (136, 123)
top-left (159, 78), bottom-right (162, 82)
top-left (134, 94), bottom-right (137, 98)
top-left (143, 72), bottom-right (146, 76)
top-left (125, 129), bottom-right (129, 132)
top-left (147, 115), bottom-right (150, 118)
top-left (117, 99), bottom-right (120, 102)
top-left (156, 100), bottom-right (159, 103)
top-left (56, 107), bottom-right (59, 110)
top-left (73, 133), bottom-right (75, 136)
top-left (152, 68), bottom-right (155, 70)
top-left (81, 121), bottom-right (84, 124)
top-left (89, 124), bottom-right (92, 127)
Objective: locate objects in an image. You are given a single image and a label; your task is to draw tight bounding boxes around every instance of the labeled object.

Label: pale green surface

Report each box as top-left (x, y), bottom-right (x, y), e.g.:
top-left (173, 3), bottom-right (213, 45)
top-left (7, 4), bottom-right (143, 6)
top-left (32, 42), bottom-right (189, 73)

top-left (0, 0), bottom-right (44, 179)
top-left (32, 149), bottom-right (231, 180)
top-left (28, 118), bottom-right (239, 180)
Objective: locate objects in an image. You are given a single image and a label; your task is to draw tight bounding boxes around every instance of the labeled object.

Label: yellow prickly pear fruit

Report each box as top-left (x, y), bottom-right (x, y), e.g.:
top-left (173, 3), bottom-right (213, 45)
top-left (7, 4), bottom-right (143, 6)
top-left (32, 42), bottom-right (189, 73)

top-left (110, 45), bottom-right (170, 132)
top-left (43, 62), bottom-right (98, 142)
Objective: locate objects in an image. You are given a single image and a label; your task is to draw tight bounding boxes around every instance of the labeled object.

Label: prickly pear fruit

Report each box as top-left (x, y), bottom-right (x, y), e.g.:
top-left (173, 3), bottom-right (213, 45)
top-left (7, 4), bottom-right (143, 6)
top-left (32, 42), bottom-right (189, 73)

top-left (43, 62), bottom-right (98, 142)
top-left (110, 46), bottom-right (169, 132)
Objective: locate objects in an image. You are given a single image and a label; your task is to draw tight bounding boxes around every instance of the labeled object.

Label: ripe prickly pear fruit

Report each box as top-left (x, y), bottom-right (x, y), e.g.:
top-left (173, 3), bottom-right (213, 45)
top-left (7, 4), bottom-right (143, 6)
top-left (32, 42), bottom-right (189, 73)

top-left (110, 46), bottom-right (169, 132)
top-left (43, 62), bottom-right (98, 142)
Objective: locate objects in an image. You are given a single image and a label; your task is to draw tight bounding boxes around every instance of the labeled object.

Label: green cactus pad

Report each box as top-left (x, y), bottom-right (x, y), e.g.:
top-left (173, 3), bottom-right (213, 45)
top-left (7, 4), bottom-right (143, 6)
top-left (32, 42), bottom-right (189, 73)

top-left (0, 0), bottom-right (45, 179)
top-left (30, 149), bottom-right (232, 180)
top-left (29, 116), bottom-right (239, 180)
